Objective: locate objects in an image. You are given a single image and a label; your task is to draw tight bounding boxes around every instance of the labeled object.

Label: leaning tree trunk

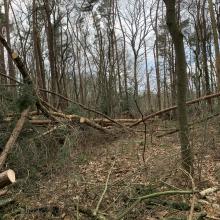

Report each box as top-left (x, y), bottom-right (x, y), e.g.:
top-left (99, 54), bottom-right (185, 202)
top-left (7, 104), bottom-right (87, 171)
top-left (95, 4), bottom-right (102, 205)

top-left (163, 0), bottom-right (193, 174)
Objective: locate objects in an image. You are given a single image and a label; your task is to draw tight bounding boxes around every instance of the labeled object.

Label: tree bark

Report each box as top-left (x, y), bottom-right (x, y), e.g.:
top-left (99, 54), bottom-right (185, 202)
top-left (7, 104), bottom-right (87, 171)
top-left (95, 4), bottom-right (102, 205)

top-left (43, 0), bottom-right (60, 106)
top-left (32, 0), bottom-right (47, 101)
top-left (3, 0), bottom-right (16, 87)
top-left (163, 0), bottom-right (193, 173)
top-left (208, 0), bottom-right (220, 92)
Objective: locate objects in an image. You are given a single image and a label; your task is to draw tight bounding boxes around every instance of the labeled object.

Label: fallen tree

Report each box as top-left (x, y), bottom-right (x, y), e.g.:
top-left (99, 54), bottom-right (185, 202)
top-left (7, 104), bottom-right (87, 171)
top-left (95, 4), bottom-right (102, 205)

top-left (0, 107), bottom-right (30, 170)
top-left (0, 33), bottom-right (121, 169)
top-left (130, 92), bottom-right (220, 127)
top-left (39, 88), bottom-right (126, 129)
top-left (157, 113), bottom-right (220, 138)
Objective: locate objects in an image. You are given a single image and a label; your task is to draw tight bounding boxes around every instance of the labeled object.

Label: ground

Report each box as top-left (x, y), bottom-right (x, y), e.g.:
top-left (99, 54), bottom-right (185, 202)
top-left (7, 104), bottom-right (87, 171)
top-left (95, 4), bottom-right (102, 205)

top-left (1, 117), bottom-right (220, 219)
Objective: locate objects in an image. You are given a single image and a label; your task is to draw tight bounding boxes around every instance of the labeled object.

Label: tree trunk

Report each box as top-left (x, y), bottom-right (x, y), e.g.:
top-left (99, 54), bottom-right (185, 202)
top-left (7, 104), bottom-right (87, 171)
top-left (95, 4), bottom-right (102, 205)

top-left (43, 0), bottom-right (60, 106)
top-left (154, 0), bottom-right (162, 110)
top-left (3, 0), bottom-right (16, 88)
top-left (208, 0), bottom-right (220, 92)
top-left (144, 41), bottom-right (152, 111)
top-left (32, 0), bottom-right (47, 101)
top-left (163, 0), bottom-right (193, 174)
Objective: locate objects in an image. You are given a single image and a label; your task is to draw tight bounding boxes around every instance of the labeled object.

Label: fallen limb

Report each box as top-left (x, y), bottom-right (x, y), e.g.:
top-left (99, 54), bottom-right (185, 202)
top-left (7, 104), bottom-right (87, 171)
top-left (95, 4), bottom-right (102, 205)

top-left (94, 161), bottom-right (115, 216)
top-left (0, 73), bottom-right (22, 85)
top-left (130, 92), bottom-right (220, 127)
top-left (0, 107), bottom-right (30, 170)
top-left (0, 170), bottom-right (16, 189)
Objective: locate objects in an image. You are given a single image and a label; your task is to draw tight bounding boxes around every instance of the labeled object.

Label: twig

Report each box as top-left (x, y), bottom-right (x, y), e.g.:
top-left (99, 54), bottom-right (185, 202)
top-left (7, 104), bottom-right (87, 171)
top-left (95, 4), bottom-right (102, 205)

top-left (134, 99), bottom-right (147, 163)
top-left (94, 161), bottom-right (116, 216)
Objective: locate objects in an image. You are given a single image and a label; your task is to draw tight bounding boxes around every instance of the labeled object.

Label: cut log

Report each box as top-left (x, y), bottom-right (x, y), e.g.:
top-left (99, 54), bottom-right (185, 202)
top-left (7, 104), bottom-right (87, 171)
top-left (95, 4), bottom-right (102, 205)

top-left (0, 169), bottom-right (16, 189)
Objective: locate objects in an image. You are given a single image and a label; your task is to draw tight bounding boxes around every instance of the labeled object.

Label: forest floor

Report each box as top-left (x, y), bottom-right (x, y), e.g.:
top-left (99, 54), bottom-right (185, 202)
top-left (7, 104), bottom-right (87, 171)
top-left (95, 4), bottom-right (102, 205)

top-left (1, 117), bottom-right (220, 219)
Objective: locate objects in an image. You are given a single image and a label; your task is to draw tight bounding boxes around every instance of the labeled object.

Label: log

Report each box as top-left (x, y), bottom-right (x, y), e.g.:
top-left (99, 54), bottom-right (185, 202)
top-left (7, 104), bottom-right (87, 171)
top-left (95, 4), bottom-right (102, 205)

top-left (0, 107), bottom-right (30, 170)
top-left (156, 113), bottom-right (220, 138)
top-left (0, 169), bottom-right (16, 189)
top-left (39, 88), bottom-right (126, 129)
top-left (80, 117), bottom-right (112, 134)
top-left (2, 117), bottom-right (152, 129)
top-left (130, 92), bottom-right (220, 127)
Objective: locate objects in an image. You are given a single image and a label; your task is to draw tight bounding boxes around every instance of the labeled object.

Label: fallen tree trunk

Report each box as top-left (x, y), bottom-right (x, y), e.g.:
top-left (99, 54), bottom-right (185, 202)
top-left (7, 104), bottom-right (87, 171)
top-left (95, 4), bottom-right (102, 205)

top-left (80, 117), bottom-right (112, 134)
top-left (0, 107), bottom-right (30, 170)
top-left (39, 89), bottom-right (126, 129)
top-left (2, 117), bottom-right (141, 126)
top-left (0, 169), bottom-right (16, 189)
top-left (156, 113), bottom-right (220, 138)
top-left (46, 112), bottom-right (112, 134)
top-left (130, 92), bottom-right (220, 127)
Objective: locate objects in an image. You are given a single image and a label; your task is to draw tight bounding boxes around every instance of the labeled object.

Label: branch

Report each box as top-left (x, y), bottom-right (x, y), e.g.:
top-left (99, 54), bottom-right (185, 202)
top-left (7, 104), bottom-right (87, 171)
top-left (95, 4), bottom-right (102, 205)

top-left (0, 73), bottom-right (22, 84)
top-left (94, 161), bottom-right (115, 216)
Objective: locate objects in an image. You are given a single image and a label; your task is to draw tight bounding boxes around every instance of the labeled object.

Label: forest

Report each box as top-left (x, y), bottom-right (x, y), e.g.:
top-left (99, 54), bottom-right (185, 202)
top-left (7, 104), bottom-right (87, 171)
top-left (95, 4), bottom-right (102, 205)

top-left (0, 0), bottom-right (220, 219)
